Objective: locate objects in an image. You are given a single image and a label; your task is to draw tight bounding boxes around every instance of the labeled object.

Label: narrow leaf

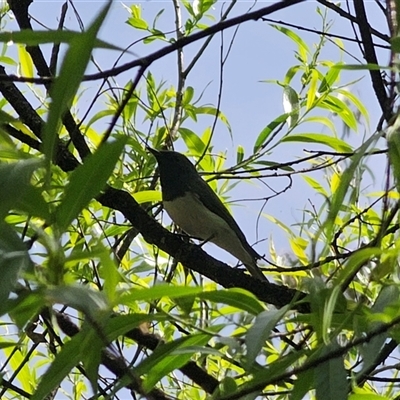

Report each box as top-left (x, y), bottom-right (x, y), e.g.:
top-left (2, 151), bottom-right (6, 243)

top-left (137, 334), bottom-right (211, 391)
top-left (200, 288), bottom-right (264, 315)
top-left (306, 69), bottom-right (319, 110)
top-left (315, 343), bottom-right (347, 400)
top-left (254, 113), bottom-right (288, 152)
top-left (31, 331), bottom-right (84, 400)
top-left (42, 1), bottom-right (112, 170)
top-left (0, 30), bottom-right (122, 50)
top-left (283, 85), bottom-right (299, 128)
top-left (325, 133), bottom-right (380, 239)
top-left (245, 306), bottom-right (289, 368)
top-left (0, 159), bottom-right (44, 218)
top-left (0, 222), bottom-right (33, 304)
top-left (55, 136), bottom-right (126, 231)
top-left (119, 285), bottom-right (202, 306)
top-left (282, 133), bottom-right (353, 152)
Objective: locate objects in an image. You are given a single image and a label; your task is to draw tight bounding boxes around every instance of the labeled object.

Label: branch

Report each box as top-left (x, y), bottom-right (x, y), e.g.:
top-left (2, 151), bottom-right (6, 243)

top-left (353, 1), bottom-right (392, 122)
top-left (220, 314), bottom-right (400, 400)
top-left (316, 0), bottom-right (390, 42)
top-left (355, 339), bottom-right (398, 386)
top-left (261, 17), bottom-right (390, 49)
top-left (68, 0), bottom-right (308, 82)
top-left (56, 311), bottom-right (219, 395)
top-left (0, 66), bottom-right (79, 172)
top-left (98, 187), bottom-right (309, 312)
top-left (7, 0), bottom-right (91, 159)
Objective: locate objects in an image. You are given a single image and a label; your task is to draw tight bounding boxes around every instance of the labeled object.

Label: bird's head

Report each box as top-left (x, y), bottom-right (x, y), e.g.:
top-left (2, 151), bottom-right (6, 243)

top-left (148, 148), bottom-right (197, 179)
top-left (148, 148), bottom-right (199, 198)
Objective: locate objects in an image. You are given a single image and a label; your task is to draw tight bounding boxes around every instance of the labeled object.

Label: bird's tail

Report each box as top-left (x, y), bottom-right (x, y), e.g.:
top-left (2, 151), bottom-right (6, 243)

top-left (245, 261), bottom-right (269, 282)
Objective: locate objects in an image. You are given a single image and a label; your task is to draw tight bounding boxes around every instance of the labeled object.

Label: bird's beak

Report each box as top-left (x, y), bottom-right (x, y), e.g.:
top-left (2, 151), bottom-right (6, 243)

top-left (147, 147), bottom-right (159, 157)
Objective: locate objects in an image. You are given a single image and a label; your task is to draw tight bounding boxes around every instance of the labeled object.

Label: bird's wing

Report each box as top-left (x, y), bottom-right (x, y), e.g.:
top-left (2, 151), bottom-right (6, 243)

top-left (189, 176), bottom-right (261, 260)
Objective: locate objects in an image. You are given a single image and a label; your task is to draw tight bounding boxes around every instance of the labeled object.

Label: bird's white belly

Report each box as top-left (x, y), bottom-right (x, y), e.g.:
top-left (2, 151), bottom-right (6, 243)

top-left (164, 192), bottom-right (253, 266)
top-left (164, 193), bottom-right (219, 240)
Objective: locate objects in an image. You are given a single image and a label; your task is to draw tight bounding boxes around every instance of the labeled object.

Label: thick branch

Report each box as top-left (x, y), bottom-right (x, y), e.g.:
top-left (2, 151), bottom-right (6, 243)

top-left (7, 0), bottom-right (91, 159)
top-left (56, 311), bottom-right (219, 395)
top-left (353, 2), bottom-right (391, 121)
top-left (98, 187), bottom-right (308, 312)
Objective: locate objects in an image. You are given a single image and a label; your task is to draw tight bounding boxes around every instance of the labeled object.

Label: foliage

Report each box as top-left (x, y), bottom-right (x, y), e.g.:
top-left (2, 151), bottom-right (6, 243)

top-left (0, 0), bottom-right (399, 399)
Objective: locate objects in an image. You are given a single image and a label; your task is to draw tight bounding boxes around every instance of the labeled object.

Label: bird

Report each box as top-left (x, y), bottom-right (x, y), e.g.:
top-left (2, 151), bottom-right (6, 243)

top-left (148, 148), bottom-right (268, 281)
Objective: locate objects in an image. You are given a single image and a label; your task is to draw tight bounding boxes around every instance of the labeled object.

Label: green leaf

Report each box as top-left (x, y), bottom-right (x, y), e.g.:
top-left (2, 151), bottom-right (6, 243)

top-left (271, 25), bottom-right (310, 63)
top-left (282, 133), bottom-right (353, 152)
top-left (324, 133), bottom-right (380, 239)
top-left (265, 215), bottom-right (293, 236)
top-left (137, 333), bottom-right (212, 391)
top-left (315, 342), bottom-right (347, 400)
top-left (238, 349), bottom-right (307, 398)
top-left (194, 106), bottom-right (232, 133)
top-left (129, 4), bottom-right (142, 19)
top-left (17, 44), bottom-right (33, 79)
top-left (236, 145), bottom-right (244, 164)
top-left (182, 86), bottom-right (194, 105)
top-left (302, 175), bottom-right (328, 197)
top-left (254, 113), bottom-right (288, 152)
top-left (356, 286), bottom-right (398, 379)
top-left (127, 17), bottom-right (149, 30)
top-left (42, 1), bottom-right (112, 171)
top-left (318, 95), bottom-right (358, 131)
top-left (119, 285), bottom-right (203, 306)
top-left (55, 136), bottom-right (126, 231)
top-left (0, 159), bottom-right (43, 219)
top-left (319, 62), bottom-right (342, 92)
top-left (84, 109), bottom-right (115, 132)
top-left (306, 69), bottom-right (319, 110)
top-left (332, 63), bottom-right (389, 71)
top-left (46, 285), bottom-right (110, 319)
top-left (97, 245), bottom-right (121, 303)
top-left (291, 369), bottom-right (313, 400)
top-left (283, 85), bottom-right (299, 128)
top-left (245, 306), bottom-right (289, 368)
top-left (7, 291), bottom-right (45, 329)
top-left (0, 30), bottom-right (122, 50)
top-left (0, 341), bottom-right (18, 349)
top-left (199, 288), bottom-right (264, 315)
top-left (283, 65), bottom-right (301, 85)
top-left (3, 345), bottom-right (35, 392)
top-left (80, 326), bottom-right (103, 396)
top-left (132, 189), bottom-right (162, 204)
top-left (334, 248), bottom-right (381, 289)
top-left (289, 236), bottom-right (309, 265)
top-left (0, 222), bottom-right (33, 304)
top-left (302, 116), bottom-right (336, 135)
top-left (15, 185), bottom-right (51, 221)
top-left (349, 393), bottom-right (390, 400)
top-left (321, 286), bottom-right (343, 343)
top-left (179, 127), bottom-right (207, 155)
top-left (336, 88), bottom-right (369, 126)
top-left (31, 330), bottom-right (84, 400)
top-left (194, 0), bottom-right (216, 15)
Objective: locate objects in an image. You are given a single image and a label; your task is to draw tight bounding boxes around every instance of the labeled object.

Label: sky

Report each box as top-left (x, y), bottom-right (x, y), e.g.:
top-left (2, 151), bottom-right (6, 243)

top-left (0, 1), bottom-right (392, 398)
